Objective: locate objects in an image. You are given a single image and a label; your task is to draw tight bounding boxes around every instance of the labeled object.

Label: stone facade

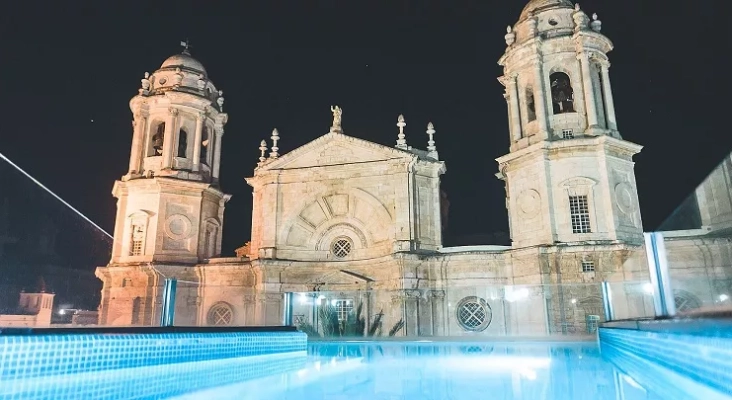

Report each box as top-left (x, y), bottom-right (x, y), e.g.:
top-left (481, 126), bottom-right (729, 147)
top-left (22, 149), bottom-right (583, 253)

top-left (95, 1), bottom-right (732, 335)
top-left (0, 292), bottom-right (55, 327)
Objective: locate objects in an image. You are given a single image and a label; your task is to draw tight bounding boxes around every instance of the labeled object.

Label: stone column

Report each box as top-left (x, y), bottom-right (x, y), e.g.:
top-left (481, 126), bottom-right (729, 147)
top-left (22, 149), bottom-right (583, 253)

top-left (429, 290), bottom-right (446, 336)
top-left (392, 290), bottom-right (419, 337)
top-left (128, 112), bottom-right (146, 173)
top-left (578, 52), bottom-right (600, 130)
top-left (600, 62), bottom-right (618, 131)
top-left (162, 108), bottom-right (178, 169)
top-left (212, 126), bottom-right (224, 180)
top-left (507, 76), bottom-right (522, 142)
top-left (532, 56), bottom-right (550, 139)
top-left (192, 112), bottom-right (204, 172)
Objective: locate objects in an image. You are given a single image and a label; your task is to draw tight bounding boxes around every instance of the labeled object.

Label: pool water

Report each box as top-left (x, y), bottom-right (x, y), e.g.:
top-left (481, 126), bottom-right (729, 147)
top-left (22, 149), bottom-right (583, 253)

top-left (172, 341), bottom-right (663, 400)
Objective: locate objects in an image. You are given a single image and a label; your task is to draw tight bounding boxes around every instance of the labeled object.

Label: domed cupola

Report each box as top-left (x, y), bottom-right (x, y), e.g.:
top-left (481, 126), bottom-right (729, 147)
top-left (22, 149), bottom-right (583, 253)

top-left (126, 42), bottom-right (229, 185)
top-left (160, 52), bottom-right (208, 75)
top-left (138, 44), bottom-right (223, 109)
top-left (519, 0), bottom-right (574, 21)
top-left (499, 1), bottom-right (617, 146)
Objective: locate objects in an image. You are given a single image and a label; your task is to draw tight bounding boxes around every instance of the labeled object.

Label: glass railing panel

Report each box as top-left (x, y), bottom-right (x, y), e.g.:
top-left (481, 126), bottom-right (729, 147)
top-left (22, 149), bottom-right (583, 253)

top-left (172, 283), bottom-right (287, 327)
top-left (0, 154), bottom-right (112, 328)
top-left (605, 281), bottom-right (656, 320)
top-left (656, 152), bottom-right (732, 315)
top-left (287, 282), bottom-right (654, 339)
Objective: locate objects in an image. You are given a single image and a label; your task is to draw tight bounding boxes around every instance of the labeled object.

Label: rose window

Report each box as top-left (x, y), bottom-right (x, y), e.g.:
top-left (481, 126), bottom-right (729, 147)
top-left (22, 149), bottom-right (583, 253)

top-left (331, 238), bottom-right (352, 258)
top-left (456, 296), bottom-right (492, 332)
top-left (207, 302), bottom-right (233, 326)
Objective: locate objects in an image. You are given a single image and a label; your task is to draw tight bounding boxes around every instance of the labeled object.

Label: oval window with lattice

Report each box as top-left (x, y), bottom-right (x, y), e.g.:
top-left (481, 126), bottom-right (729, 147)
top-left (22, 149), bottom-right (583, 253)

top-left (456, 296), bottom-right (492, 332)
top-left (674, 290), bottom-right (702, 313)
top-left (331, 238), bottom-right (352, 258)
top-left (207, 302), bottom-right (234, 326)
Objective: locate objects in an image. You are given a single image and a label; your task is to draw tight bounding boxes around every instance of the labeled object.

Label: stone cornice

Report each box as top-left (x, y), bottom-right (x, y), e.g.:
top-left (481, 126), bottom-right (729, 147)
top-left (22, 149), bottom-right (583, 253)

top-left (497, 135), bottom-right (642, 168)
top-left (255, 131), bottom-right (440, 173)
top-left (572, 30), bottom-right (614, 54)
top-left (112, 177), bottom-right (229, 198)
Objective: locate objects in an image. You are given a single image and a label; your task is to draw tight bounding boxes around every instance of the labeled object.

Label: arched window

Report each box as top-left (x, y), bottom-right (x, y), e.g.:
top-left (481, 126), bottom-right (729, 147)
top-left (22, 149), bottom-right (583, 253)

top-left (550, 72), bottom-right (574, 114)
top-left (525, 87), bottom-right (536, 122)
top-left (177, 129), bottom-right (188, 158)
top-left (130, 223), bottom-right (145, 256)
top-left (201, 127), bottom-right (209, 165)
top-left (151, 123), bottom-right (165, 156)
top-left (207, 302), bottom-right (234, 326)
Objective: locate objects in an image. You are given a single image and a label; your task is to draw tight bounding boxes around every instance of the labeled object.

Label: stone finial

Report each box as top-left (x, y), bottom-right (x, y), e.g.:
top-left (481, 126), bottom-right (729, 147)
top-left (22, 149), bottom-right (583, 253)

top-left (269, 128), bottom-right (280, 158)
top-left (140, 72), bottom-right (151, 94)
top-left (396, 114), bottom-right (407, 149)
top-left (505, 25), bottom-right (516, 46)
top-left (217, 90), bottom-right (225, 110)
top-left (330, 105), bottom-right (343, 133)
top-left (141, 72), bottom-right (151, 89)
top-left (258, 140), bottom-right (268, 165)
top-left (573, 5), bottom-right (590, 32)
top-left (426, 122), bottom-right (438, 159)
top-left (590, 13), bottom-right (602, 32)
top-left (575, 3), bottom-right (580, 11)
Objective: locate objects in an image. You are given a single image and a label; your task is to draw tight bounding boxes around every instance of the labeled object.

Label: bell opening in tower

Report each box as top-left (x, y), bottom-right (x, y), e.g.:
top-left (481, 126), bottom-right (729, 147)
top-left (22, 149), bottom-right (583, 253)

top-left (550, 72), bottom-right (574, 114)
top-left (201, 126), bottom-right (209, 165)
top-left (525, 87), bottom-right (536, 122)
top-left (151, 123), bottom-right (165, 156)
top-left (178, 128), bottom-right (188, 158)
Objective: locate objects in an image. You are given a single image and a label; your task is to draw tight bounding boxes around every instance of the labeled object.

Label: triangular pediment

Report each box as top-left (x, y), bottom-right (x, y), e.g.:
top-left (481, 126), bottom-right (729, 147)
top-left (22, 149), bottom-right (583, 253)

top-left (258, 132), bottom-right (415, 171)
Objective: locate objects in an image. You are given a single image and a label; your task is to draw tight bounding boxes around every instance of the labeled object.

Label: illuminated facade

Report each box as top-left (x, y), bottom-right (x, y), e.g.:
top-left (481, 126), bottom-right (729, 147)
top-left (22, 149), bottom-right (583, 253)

top-left (96, 1), bottom-right (731, 334)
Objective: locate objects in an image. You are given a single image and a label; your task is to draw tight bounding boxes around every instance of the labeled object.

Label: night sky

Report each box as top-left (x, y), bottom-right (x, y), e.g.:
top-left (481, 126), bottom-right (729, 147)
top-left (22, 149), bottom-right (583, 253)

top-left (1, 0), bottom-right (729, 255)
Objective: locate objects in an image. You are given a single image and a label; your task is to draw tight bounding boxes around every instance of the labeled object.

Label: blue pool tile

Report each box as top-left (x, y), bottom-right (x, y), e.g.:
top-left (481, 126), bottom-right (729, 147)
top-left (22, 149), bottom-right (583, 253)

top-left (0, 331), bottom-right (306, 380)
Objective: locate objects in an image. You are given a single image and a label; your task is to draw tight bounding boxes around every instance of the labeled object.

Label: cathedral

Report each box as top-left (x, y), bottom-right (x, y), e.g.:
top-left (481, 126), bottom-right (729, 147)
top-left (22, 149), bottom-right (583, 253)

top-left (95, 0), bottom-right (732, 335)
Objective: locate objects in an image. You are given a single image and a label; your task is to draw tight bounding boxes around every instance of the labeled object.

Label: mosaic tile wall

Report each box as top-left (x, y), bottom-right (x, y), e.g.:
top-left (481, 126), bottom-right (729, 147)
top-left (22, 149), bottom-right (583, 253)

top-left (0, 330), bottom-right (307, 399)
top-left (599, 327), bottom-right (732, 398)
top-left (0, 331), bottom-right (306, 380)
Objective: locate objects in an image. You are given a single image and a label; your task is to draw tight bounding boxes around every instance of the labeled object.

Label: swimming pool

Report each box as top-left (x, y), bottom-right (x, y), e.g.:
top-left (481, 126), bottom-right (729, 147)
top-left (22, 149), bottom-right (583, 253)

top-left (2, 337), bottom-right (722, 399)
top-left (170, 341), bottom-right (665, 400)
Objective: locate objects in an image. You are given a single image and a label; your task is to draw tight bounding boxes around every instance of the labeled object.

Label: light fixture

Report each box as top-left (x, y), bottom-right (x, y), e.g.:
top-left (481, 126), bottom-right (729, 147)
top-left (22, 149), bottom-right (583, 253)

top-left (643, 283), bottom-right (653, 294)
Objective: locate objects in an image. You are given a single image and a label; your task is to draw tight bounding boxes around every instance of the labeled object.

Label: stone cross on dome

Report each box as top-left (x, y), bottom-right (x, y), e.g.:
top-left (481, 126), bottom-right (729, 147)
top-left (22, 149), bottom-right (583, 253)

top-left (180, 39), bottom-right (192, 55)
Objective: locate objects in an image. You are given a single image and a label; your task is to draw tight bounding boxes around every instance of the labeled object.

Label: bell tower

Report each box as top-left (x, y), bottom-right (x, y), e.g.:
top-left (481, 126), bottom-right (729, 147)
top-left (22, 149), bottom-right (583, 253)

top-left (109, 44), bottom-right (231, 264)
top-left (496, 1), bottom-right (643, 248)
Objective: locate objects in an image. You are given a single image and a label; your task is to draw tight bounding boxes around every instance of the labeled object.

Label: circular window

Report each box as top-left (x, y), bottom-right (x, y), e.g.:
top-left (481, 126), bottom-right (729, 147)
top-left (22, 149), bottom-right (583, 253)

top-left (331, 238), bottom-right (352, 258)
top-left (674, 290), bottom-right (701, 313)
top-left (207, 302), bottom-right (233, 326)
top-left (456, 296), bottom-right (492, 332)
top-left (548, 19), bottom-right (559, 26)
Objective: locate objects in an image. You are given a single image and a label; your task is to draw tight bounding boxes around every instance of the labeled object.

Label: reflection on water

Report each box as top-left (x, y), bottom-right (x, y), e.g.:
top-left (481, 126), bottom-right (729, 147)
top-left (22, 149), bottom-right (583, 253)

top-left (176, 342), bottom-right (662, 400)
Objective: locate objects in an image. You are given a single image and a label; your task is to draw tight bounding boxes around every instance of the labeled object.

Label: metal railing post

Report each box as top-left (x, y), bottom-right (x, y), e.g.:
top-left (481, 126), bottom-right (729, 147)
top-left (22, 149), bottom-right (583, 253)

top-left (601, 281), bottom-right (614, 322)
top-left (644, 232), bottom-right (676, 318)
top-left (283, 292), bottom-right (293, 326)
top-left (160, 278), bottom-right (177, 327)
